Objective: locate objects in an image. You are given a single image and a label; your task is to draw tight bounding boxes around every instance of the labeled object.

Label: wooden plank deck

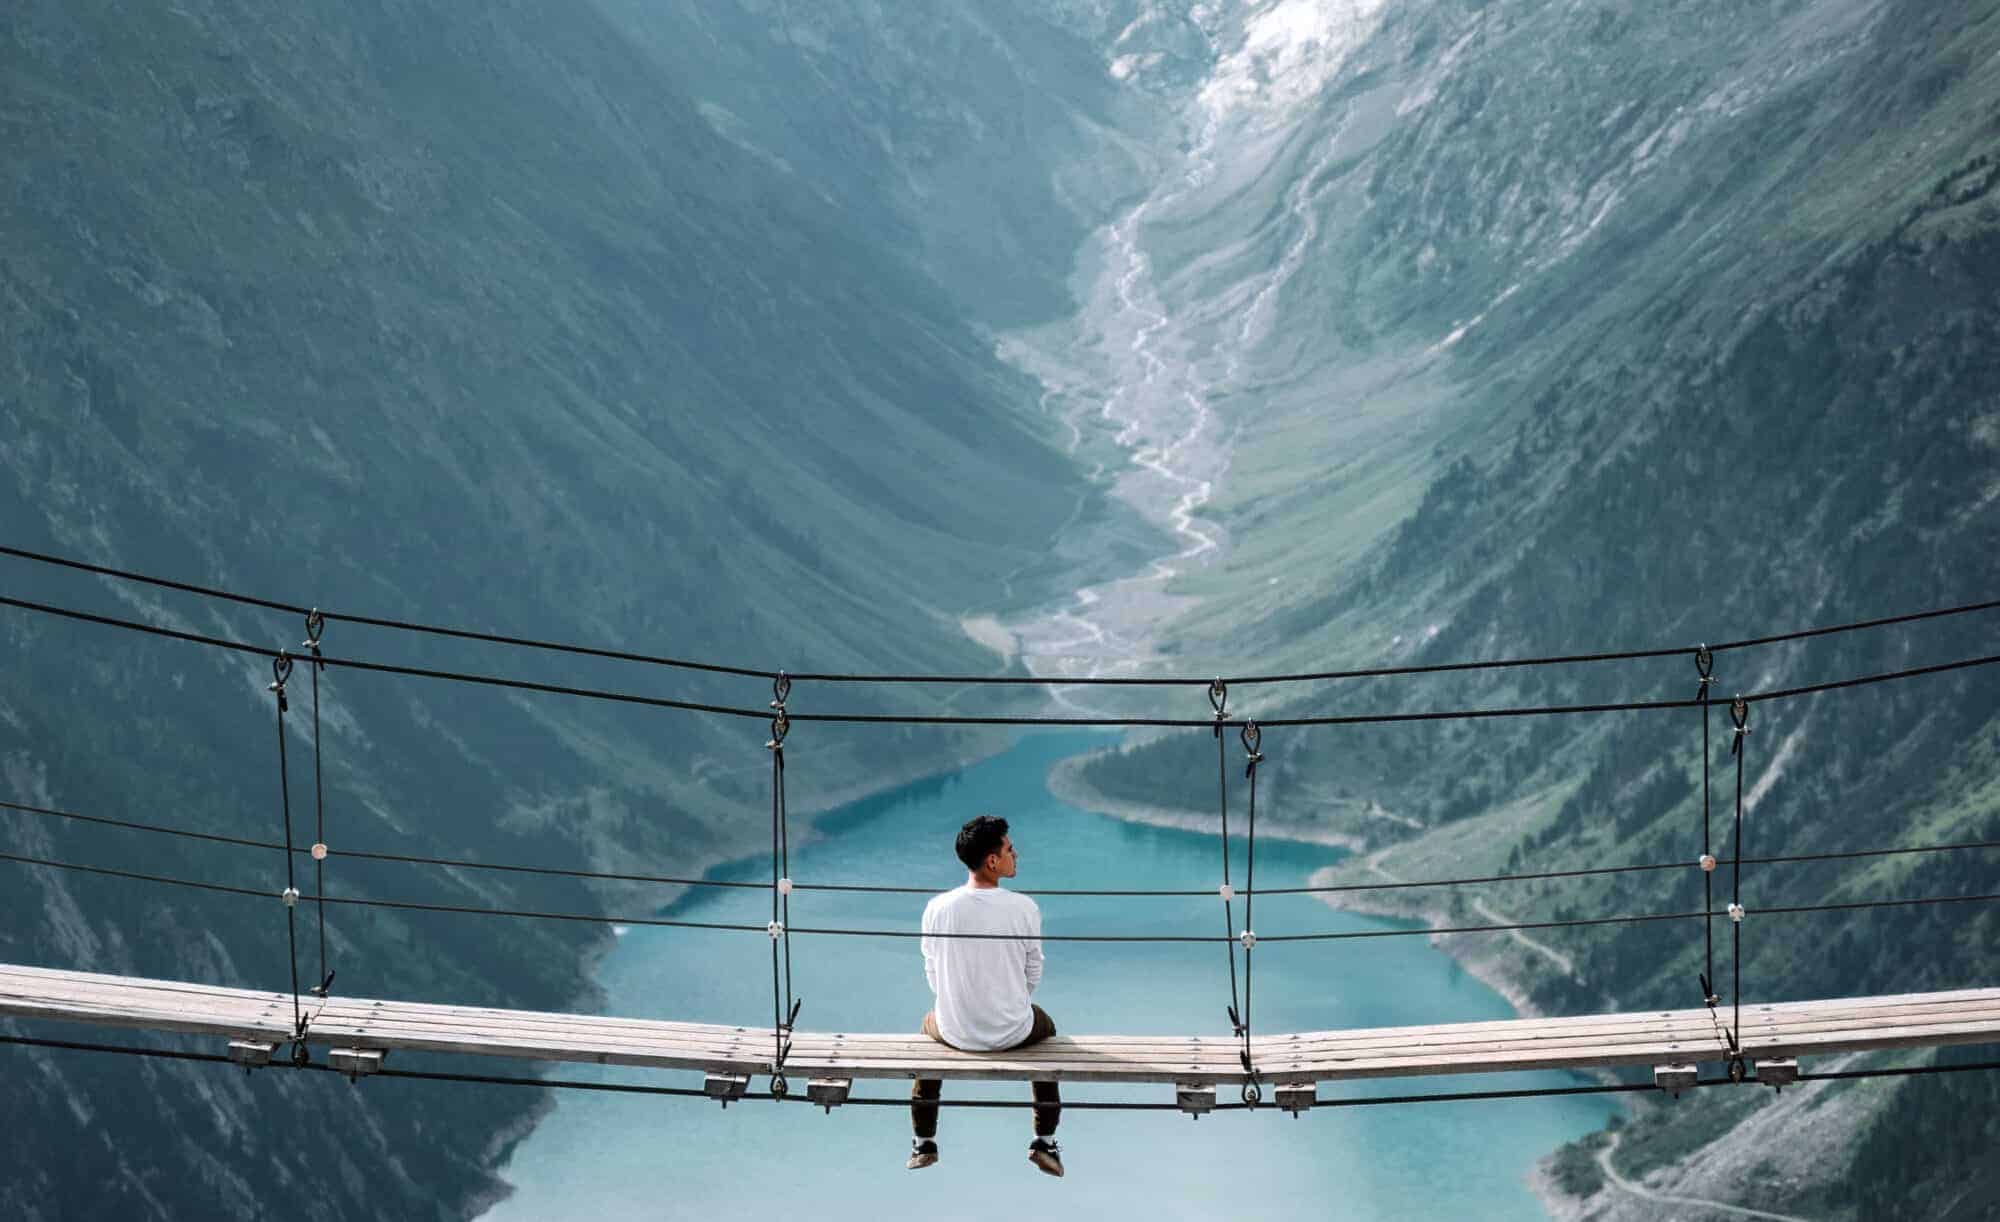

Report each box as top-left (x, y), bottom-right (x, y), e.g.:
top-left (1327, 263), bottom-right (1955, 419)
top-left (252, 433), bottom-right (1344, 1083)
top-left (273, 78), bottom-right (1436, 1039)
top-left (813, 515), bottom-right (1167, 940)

top-left (4, 962), bottom-right (1998, 1085)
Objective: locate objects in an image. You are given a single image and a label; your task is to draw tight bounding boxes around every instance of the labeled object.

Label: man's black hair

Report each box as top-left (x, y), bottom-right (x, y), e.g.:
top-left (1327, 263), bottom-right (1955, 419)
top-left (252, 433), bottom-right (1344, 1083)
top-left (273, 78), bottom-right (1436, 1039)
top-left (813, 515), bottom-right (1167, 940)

top-left (955, 815), bottom-right (1009, 871)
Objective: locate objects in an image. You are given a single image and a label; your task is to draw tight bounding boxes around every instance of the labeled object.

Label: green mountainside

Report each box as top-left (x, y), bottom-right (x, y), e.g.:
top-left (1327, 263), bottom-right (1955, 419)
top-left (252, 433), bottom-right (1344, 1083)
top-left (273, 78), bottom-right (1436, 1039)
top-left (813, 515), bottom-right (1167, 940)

top-left (1074, 1), bottom-right (2000, 1216)
top-left (0, 1), bottom-right (1131, 1216)
top-left (6, 0), bottom-right (1999, 1216)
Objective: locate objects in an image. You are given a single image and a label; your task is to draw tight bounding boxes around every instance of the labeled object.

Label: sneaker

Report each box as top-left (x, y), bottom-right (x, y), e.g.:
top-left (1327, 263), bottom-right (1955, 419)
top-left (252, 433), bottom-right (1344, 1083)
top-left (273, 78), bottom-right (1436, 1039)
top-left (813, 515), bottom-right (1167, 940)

top-left (1028, 1138), bottom-right (1064, 1178)
top-left (907, 1139), bottom-right (939, 1170)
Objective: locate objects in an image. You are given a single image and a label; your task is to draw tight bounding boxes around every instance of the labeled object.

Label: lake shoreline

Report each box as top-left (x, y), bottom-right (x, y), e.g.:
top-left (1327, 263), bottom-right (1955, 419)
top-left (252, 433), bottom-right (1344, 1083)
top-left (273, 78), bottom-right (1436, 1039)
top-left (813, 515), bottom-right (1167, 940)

top-left (1046, 747), bottom-right (1547, 1014)
top-left (1044, 747), bottom-right (1369, 851)
top-left (1049, 745), bottom-right (1616, 1221)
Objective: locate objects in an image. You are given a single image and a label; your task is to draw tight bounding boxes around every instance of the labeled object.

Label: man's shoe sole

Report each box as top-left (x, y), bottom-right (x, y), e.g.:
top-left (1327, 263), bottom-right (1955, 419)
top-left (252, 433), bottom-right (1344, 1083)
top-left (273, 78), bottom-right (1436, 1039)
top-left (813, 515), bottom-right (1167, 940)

top-left (907, 1152), bottom-right (939, 1170)
top-left (1029, 1151), bottom-right (1064, 1178)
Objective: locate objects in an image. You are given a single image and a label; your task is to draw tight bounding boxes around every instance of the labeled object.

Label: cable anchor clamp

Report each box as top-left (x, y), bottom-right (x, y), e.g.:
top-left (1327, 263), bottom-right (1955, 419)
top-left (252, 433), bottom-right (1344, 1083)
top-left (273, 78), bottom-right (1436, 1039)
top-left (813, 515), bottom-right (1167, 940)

top-left (1699, 972), bottom-right (1719, 1008)
top-left (766, 920), bottom-right (785, 939)
top-left (282, 886), bottom-right (300, 908)
top-left (302, 608), bottom-right (326, 669)
top-left (268, 652), bottom-right (293, 713)
top-left (311, 843), bottom-right (329, 861)
top-left (1728, 696), bottom-right (1750, 755)
top-left (1240, 721), bottom-right (1263, 779)
top-left (767, 708), bottom-right (790, 752)
top-left (1217, 882), bottom-right (1234, 902)
top-left (1698, 854), bottom-right (1717, 873)
top-left (1727, 902), bottom-right (1745, 923)
top-left (1208, 678), bottom-right (1227, 737)
top-left (1694, 643), bottom-right (1713, 699)
top-left (1239, 929), bottom-right (1256, 950)
top-left (771, 671), bottom-right (791, 710)
top-left (777, 876), bottom-right (793, 896)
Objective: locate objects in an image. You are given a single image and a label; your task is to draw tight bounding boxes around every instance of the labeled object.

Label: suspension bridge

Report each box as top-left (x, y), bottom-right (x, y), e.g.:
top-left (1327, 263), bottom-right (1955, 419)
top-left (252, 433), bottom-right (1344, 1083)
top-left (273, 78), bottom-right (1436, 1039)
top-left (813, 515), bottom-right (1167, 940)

top-left (2, 542), bottom-right (1999, 1117)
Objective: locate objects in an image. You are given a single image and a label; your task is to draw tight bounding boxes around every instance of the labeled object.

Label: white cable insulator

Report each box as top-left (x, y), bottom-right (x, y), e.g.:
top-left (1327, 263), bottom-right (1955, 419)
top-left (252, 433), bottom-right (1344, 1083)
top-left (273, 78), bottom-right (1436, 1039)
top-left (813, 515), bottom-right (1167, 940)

top-left (777, 877), bottom-right (793, 896)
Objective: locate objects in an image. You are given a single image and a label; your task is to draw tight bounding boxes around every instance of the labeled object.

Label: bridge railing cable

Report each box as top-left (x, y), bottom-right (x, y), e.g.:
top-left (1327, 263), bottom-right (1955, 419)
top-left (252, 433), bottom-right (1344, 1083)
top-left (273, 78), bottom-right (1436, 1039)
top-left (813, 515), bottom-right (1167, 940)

top-left (5, 543), bottom-right (1996, 688)
top-left (6, 846), bottom-right (1999, 947)
top-left (6, 543), bottom-right (2000, 1131)
top-left (6, 1029), bottom-right (1999, 1115)
top-left (3, 592), bottom-right (1997, 730)
top-left (8, 796), bottom-right (1999, 902)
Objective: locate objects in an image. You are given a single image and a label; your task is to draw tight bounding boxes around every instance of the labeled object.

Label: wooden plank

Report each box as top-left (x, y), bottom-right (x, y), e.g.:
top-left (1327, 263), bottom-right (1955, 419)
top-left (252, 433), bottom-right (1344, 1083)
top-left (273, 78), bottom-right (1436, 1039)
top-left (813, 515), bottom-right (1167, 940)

top-left (7, 976), bottom-right (1992, 1064)
top-left (7, 960), bottom-right (1998, 1043)
top-left (0, 965), bottom-right (752, 1044)
top-left (4, 960), bottom-right (1999, 1086)
top-left (6, 962), bottom-right (1997, 1062)
top-left (0, 997), bottom-right (293, 1042)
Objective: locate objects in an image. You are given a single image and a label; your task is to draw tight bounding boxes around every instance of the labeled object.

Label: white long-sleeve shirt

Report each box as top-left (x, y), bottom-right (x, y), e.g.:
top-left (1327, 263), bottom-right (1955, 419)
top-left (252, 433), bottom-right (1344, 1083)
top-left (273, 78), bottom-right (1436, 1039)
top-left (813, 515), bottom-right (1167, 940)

top-left (921, 883), bottom-right (1043, 1051)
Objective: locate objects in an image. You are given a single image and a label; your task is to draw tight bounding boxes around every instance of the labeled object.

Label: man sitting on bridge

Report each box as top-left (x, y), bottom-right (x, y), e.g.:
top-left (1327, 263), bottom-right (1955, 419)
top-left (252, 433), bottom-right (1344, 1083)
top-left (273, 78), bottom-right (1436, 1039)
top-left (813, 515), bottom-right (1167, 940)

top-left (909, 815), bottom-right (1063, 1177)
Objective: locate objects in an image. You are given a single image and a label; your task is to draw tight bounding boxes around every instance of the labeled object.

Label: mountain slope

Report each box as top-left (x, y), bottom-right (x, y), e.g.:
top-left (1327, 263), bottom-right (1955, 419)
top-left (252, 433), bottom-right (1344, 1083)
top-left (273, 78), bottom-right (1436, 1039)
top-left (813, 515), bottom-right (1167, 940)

top-left (0, 1), bottom-right (1114, 1216)
top-left (1066, 1), bottom-right (2000, 1215)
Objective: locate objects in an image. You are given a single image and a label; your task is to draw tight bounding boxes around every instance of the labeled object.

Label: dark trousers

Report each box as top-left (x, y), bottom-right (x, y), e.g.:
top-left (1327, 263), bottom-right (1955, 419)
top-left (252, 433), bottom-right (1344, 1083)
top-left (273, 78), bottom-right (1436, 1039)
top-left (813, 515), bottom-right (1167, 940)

top-left (911, 1005), bottom-right (1060, 1139)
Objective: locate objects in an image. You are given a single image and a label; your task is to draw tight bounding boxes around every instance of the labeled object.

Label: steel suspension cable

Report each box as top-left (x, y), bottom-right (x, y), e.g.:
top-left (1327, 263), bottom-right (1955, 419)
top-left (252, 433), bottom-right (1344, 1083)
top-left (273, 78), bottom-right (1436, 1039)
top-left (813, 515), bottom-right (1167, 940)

top-left (9, 794), bottom-right (1997, 902)
top-left (0, 543), bottom-right (775, 681)
top-left (1209, 682), bottom-right (1243, 1052)
top-left (303, 611), bottom-right (334, 998)
top-left (266, 654), bottom-right (305, 1039)
top-left (1696, 645), bottom-right (1719, 1009)
top-left (6, 845), bottom-right (2000, 943)
top-left (1727, 696), bottom-right (1751, 1062)
top-left (9, 1033), bottom-right (2000, 1115)
top-left (766, 674), bottom-right (800, 1095)
top-left (1237, 721), bottom-right (1264, 1100)
top-left (7, 542), bottom-right (1997, 687)
top-left (4, 592), bottom-right (1998, 729)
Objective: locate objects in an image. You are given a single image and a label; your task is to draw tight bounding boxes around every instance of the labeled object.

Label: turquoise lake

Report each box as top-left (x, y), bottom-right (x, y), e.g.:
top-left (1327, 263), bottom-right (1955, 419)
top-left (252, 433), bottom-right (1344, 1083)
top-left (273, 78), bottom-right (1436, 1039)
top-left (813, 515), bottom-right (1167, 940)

top-left (485, 731), bottom-right (1617, 1220)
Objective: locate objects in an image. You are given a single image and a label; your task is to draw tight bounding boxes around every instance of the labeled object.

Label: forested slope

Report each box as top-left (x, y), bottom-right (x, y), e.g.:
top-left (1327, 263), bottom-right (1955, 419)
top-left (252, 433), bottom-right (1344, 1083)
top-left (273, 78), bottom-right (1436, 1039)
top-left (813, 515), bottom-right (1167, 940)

top-left (1075, 2), bottom-right (2000, 1215)
top-left (0, 1), bottom-right (1116, 1216)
